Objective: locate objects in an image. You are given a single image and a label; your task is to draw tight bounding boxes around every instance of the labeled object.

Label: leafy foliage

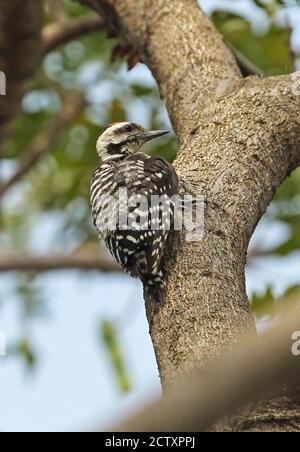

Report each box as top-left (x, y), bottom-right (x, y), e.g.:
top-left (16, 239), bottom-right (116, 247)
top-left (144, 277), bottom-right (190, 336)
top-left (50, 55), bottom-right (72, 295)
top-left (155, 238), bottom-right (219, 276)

top-left (251, 284), bottom-right (300, 317)
top-left (9, 338), bottom-right (37, 370)
top-left (101, 321), bottom-right (131, 393)
top-left (211, 9), bottom-right (294, 75)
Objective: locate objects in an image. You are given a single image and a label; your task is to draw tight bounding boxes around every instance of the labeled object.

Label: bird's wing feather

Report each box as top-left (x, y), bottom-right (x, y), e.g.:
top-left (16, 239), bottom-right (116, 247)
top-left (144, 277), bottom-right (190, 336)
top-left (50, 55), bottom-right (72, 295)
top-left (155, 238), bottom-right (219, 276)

top-left (143, 157), bottom-right (179, 195)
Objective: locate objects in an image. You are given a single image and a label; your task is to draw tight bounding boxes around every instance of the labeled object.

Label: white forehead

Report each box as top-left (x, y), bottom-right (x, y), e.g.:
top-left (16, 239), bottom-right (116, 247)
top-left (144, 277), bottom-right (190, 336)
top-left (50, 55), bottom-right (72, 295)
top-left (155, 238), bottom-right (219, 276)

top-left (102, 122), bottom-right (130, 137)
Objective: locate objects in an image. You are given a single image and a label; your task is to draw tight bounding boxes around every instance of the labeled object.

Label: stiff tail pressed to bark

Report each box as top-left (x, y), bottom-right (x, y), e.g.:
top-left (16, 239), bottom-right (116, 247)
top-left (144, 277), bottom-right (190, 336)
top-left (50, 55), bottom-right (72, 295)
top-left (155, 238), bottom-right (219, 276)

top-left (143, 272), bottom-right (166, 305)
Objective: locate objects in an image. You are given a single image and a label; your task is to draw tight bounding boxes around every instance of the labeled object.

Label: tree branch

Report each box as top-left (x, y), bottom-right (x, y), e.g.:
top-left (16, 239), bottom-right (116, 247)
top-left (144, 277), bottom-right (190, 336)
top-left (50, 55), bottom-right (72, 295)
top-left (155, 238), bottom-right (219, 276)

top-left (42, 15), bottom-right (104, 54)
top-left (0, 2), bottom-right (102, 149)
top-left (0, 0), bottom-right (44, 146)
top-left (46, 0), bottom-right (66, 23)
top-left (78, 0), bottom-right (264, 81)
top-left (0, 95), bottom-right (85, 197)
top-left (79, 0), bottom-right (241, 140)
top-left (0, 249), bottom-right (121, 273)
top-left (114, 304), bottom-right (300, 432)
top-left (83, 0), bottom-right (300, 431)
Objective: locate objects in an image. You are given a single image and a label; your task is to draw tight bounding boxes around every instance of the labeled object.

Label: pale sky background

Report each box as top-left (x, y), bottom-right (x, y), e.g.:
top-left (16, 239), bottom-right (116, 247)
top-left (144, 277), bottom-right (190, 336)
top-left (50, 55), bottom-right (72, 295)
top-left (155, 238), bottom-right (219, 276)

top-left (0, 0), bottom-right (300, 432)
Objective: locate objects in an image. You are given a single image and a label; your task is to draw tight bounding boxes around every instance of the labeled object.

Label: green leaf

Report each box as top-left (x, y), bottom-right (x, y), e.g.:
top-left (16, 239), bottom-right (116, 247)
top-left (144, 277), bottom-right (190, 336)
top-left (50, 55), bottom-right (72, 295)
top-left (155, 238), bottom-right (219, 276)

top-left (100, 321), bottom-right (131, 393)
top-left (283, 284), bottom-right (300, 298)
top-left (9, 338), bottom-right (37, 370)
top-left (212, 11), bottom-right (294, 75)
top-left (251, 286), bottom-right (276, 315)
top-left (130, 84), bottom-right (155, 97)
top-left (250, 284), bottom-right (300, 317)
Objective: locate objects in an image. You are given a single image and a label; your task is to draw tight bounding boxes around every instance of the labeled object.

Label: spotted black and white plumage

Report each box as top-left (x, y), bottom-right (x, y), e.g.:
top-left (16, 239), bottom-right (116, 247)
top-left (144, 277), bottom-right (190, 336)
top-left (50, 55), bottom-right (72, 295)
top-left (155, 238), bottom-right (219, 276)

top-left (90, 122), bottom-right (179, 304)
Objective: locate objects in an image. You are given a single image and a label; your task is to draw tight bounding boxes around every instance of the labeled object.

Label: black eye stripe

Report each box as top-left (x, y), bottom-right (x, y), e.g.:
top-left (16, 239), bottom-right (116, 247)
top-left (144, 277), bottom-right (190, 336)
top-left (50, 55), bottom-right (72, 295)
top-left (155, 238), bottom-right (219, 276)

top-left (121, 124), bottom-right (133, 133)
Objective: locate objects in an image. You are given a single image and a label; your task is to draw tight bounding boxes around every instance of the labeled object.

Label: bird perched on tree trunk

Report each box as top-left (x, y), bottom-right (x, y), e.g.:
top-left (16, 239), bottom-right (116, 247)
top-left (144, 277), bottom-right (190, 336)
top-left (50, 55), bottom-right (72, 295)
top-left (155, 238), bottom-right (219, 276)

top-left (90, 122), bottom-right (179, 304)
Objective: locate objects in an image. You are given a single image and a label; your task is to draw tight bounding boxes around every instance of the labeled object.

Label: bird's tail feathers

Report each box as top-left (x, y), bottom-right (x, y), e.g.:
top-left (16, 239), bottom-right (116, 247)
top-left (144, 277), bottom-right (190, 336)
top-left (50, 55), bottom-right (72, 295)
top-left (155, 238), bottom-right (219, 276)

top-left (143, 273), bottom-right (166, 305)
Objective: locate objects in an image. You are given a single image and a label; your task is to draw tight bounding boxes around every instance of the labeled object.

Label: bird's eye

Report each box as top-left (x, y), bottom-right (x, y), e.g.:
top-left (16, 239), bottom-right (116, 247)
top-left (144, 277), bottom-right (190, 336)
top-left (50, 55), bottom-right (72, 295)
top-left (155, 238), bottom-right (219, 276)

top-left (123, 124), bottom-right (133, 133)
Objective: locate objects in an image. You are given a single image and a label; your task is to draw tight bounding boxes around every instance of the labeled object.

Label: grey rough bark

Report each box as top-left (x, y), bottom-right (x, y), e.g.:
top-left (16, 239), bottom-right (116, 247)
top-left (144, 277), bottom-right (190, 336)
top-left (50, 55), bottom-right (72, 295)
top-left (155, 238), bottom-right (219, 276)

top-left (81, 0), bottom-right (300, 431)
top-left (0, 0), bottom-right (44, 146)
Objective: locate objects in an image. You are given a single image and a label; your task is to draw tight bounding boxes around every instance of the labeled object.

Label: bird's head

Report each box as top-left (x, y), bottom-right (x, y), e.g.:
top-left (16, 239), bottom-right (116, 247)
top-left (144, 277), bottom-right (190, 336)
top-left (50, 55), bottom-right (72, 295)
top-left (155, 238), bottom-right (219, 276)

top-left (96, 122), bottom-right (169, 162)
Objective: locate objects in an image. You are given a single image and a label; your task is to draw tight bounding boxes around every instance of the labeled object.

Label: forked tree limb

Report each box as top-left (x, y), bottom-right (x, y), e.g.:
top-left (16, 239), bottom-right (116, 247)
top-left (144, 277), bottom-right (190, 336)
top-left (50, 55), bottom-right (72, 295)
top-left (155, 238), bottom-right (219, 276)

top-left (81, 0), bottom-right (300, 431)
top-left (43, 9), bottom-right (262, 77)
top-left (79, 0), bottom-right (300, 373)
top-left (79, 0), bottom-right (242, 139)
top-left (0, 0), bottom-right (259, 157)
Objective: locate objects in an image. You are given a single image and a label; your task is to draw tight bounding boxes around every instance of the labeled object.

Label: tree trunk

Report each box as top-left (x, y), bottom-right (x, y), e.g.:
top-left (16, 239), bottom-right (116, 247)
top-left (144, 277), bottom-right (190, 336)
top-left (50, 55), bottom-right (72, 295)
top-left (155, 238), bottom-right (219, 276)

top-left (0, 0), bottom-right (44, 146)
top-left (81, 0), bottom-right (300, 431)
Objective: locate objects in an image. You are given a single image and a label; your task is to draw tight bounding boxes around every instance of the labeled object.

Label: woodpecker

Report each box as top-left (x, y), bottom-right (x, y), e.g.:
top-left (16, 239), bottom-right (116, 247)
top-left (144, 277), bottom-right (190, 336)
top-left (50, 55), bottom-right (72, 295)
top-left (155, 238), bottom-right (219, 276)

top-left (90, 122), bottom-right (179, 304)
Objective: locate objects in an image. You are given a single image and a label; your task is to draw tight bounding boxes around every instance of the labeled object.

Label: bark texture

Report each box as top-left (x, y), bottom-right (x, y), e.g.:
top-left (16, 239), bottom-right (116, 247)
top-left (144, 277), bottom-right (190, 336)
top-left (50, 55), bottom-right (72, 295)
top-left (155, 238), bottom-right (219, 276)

top-left (83, 0), bottom-right (300, 431)
top-left (0, 0), bottom-right (44, 145)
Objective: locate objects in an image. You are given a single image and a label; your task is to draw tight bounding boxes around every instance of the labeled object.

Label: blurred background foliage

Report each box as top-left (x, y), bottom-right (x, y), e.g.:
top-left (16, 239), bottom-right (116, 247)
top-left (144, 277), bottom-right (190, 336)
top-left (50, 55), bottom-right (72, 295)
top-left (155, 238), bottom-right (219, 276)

top-left (0, 0), bottom-right (300, 378)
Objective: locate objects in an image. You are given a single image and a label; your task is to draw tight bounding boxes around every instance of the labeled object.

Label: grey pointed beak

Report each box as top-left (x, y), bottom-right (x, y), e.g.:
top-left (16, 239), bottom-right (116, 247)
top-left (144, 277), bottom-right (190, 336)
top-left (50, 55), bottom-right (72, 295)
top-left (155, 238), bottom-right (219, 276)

top-left (137, 130), bottom-right (170, 143)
